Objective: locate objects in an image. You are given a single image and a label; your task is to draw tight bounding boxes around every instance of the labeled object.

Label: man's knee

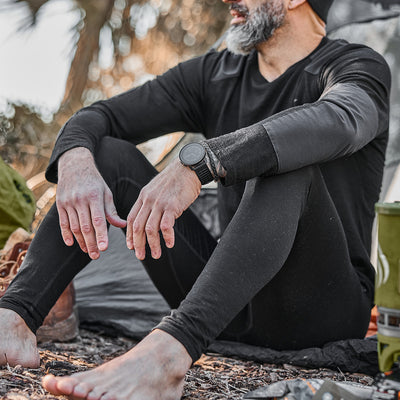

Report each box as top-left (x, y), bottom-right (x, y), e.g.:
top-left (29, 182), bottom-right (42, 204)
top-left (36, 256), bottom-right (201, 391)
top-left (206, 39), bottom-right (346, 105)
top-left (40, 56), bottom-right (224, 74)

top-left (242, 165), bottom-right (320, 206)
top-left (95, 137), bottom-right (157, 185)
top-left (95, 137), bottom-right (138, 171)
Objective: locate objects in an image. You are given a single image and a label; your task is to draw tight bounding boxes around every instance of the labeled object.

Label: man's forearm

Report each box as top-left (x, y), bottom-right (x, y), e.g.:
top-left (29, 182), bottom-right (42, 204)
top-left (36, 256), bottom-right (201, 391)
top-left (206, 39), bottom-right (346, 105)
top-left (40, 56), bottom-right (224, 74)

top-left (205, 82), bottom-right (388, 186)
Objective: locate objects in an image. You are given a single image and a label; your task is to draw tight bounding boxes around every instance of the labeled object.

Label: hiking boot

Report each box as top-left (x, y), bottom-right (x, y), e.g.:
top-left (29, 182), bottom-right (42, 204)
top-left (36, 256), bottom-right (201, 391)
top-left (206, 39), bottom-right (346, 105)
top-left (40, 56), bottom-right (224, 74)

top-left (36, 283), bottom-right (79, 343)
top-left (0, 240), bottom-right (79, 342)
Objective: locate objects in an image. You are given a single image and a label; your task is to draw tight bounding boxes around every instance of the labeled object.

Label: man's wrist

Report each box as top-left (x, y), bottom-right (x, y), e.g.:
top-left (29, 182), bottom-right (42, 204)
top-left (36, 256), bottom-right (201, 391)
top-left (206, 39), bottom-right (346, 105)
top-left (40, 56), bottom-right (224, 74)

top-left (58, 147), bottom-right (95, 179)
top-left (58, 147), bottom-right (93, 167)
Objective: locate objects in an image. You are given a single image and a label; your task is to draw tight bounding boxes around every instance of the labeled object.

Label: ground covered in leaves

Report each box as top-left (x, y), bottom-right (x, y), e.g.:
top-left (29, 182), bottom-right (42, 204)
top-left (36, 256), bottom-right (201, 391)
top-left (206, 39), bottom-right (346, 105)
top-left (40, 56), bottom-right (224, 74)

top-left (0, 329), bottom-right (374, 399)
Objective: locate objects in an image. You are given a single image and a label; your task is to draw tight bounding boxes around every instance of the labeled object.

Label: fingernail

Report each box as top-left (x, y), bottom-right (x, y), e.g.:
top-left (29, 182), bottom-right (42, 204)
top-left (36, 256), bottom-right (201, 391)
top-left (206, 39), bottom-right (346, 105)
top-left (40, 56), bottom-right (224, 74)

top-left (66, 239), bottom-right (73, 246)
top-left (90, 252), bottom-right (99, 259)
top-left (98, 242), bottom-right (107, 251)
top-left (152, 251), bottom-right (161, 259)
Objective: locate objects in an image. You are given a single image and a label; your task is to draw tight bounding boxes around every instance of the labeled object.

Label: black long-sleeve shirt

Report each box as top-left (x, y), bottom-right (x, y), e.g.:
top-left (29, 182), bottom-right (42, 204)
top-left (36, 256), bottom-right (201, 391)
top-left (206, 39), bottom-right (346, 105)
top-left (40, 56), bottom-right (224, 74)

top-left (46, 37), bottom-right (391, 293)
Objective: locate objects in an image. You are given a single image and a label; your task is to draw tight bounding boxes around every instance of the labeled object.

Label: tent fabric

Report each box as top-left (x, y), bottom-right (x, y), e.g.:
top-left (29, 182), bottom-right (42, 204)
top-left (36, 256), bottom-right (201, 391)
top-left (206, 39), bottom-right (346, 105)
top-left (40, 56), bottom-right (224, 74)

top-left (208, 337), bottom-right (379, 376)
top-left (0, 157), bottom-right (35, 248)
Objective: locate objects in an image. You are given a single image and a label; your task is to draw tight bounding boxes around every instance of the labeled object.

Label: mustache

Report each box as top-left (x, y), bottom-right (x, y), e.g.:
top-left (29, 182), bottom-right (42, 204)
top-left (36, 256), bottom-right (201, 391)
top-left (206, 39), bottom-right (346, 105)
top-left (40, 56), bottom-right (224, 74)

top-left (229, 3), bottom-right (249, 15)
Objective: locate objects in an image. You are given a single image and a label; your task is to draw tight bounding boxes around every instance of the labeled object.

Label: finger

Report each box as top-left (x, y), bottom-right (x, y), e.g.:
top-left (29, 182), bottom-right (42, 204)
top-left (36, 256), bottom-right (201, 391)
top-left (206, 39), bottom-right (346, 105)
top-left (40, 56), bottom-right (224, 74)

top-left (89, 197), bottom-right (109, 252)
top-left (160, 211), bottom-right (176, 249)
top-left (104, 188), bottom-right (126, 228)
top-left (76, 205), bottom-right (99, 259)
top-left (145, 209), bottom-right (163, 259)
top-left (132, 206), bottom-right (151, 260)
top-left (67, 208), bottom-right (88, 253)
top-left (57, 205), bottom-right (74, 247)
top-left (126, 199), bottom-right (143, 250)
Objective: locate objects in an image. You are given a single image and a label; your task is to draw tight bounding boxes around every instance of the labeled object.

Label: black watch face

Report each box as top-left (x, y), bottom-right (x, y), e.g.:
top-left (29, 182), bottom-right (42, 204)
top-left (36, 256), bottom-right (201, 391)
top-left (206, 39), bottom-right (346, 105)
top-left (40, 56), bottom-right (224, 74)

top-left (179, 143), bottom-right (205, 166)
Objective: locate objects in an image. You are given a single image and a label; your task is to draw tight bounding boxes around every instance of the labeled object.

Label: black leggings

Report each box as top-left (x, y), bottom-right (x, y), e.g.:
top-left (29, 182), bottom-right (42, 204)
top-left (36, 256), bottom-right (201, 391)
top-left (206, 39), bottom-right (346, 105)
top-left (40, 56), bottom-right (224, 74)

top-left (0, 137), bottom-right (372, 362)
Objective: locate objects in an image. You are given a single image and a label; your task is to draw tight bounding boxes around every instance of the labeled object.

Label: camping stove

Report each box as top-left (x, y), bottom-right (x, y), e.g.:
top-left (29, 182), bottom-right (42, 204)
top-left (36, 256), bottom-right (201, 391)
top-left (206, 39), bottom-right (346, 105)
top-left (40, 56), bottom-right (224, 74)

top-left (372, 203), bottom-right (400, 400)
top-left (375, 203), bottom-right (400, 373)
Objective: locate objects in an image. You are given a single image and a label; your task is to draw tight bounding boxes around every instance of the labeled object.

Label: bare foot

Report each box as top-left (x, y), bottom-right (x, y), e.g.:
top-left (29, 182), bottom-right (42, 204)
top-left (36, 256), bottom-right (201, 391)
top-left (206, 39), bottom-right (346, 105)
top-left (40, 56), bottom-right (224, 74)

top-left (42, 329), bottom-right (192, 400)
top-left (0, 308), bottom-right (40, 368)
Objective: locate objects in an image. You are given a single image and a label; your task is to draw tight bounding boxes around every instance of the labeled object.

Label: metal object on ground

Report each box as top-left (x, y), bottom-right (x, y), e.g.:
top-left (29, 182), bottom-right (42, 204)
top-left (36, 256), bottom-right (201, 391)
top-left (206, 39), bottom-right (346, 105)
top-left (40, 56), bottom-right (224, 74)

top-left (373, 364), bottom-right (400, 399)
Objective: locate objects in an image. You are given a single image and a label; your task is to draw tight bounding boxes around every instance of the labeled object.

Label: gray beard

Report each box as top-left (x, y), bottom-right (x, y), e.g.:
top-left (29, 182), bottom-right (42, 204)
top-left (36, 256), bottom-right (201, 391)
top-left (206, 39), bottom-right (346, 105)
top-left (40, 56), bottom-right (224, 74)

top-left (226, 2), bottom-right (286, 55)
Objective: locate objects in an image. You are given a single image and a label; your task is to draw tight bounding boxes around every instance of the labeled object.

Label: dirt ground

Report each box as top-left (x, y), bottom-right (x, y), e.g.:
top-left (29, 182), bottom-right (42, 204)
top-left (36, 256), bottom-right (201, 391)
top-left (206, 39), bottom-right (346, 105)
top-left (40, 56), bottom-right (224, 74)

top-left (0, 329), bottom-right (375, 399)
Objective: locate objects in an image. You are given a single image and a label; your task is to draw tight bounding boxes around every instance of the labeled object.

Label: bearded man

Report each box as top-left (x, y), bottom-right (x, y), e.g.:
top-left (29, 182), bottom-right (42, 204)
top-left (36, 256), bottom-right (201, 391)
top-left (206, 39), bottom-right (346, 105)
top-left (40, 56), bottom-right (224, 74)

top-left (0, 0), bottom-right (390, 398)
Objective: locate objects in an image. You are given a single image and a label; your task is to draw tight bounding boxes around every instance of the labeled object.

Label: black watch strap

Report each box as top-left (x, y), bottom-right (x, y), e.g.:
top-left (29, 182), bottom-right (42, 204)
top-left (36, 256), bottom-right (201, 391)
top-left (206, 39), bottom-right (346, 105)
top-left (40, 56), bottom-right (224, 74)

top-left (191, 162), bottom-right (214, 185)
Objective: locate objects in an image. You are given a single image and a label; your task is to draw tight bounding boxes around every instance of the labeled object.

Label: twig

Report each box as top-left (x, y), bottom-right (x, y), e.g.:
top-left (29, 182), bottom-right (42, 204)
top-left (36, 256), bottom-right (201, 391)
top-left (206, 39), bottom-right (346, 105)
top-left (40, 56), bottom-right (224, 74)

top-left (5, 353), bottom-right (13, 374)
top-left (9, 371), bottom-right (42, 386)
top-left (337, 366), bottom-right (347, 381)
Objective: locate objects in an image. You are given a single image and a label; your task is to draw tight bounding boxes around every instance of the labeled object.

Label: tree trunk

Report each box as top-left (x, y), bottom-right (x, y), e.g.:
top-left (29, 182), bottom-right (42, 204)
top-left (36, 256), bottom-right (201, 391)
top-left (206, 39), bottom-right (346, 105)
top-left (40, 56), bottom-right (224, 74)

top-left (59, 0), bottom-right (115, 120)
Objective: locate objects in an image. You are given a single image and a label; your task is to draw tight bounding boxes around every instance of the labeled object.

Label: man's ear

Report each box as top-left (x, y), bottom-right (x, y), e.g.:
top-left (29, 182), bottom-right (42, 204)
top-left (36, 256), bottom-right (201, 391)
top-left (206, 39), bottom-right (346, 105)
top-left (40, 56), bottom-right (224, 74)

top-left (288, 0), bottom-right (307, 10)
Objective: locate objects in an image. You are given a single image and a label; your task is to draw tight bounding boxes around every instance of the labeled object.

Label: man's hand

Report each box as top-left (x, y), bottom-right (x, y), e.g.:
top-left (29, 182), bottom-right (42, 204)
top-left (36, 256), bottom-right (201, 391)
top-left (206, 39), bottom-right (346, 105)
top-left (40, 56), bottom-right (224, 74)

top-left (127, 159), bottom-right (202, 260)
top-left (56, 147), bottom-right (127, 259)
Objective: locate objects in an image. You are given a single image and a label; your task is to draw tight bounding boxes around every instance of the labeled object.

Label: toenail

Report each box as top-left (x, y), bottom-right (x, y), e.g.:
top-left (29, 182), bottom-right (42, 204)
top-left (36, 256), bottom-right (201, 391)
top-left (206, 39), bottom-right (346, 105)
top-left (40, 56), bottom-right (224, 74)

top-left (74, 384), bottom-right (90, 396)
top-left (100, 393), bottom-right (116, 400)
top-left (87, 389), bottom-right (106, 400)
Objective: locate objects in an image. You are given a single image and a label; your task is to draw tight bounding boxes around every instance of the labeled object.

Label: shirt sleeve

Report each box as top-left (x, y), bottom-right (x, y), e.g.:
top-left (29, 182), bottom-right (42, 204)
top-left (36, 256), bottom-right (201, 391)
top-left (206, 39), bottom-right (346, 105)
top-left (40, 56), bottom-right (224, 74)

top-left (45, 56), bottom-right (207, 183)
top-left (206, 46), bottom-right (391, 186)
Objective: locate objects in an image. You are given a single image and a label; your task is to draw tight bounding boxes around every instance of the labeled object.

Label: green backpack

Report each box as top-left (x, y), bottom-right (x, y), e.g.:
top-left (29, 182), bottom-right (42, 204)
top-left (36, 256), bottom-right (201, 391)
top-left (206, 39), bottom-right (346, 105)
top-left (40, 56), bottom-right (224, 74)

top-left (0, 157), bottom-right (36, 248)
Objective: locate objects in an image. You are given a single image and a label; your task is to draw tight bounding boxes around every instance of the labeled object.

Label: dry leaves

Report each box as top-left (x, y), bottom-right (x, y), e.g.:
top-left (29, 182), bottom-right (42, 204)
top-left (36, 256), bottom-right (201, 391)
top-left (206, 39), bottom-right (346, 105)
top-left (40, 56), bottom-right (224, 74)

top-left (0, 330), bottom-right (374, 399)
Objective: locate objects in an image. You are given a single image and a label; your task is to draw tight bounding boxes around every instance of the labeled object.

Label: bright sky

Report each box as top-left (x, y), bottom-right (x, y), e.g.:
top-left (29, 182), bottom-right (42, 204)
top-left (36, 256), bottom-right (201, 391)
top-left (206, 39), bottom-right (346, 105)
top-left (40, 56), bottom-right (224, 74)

top-left (0, 0), bottom-right (80, 117)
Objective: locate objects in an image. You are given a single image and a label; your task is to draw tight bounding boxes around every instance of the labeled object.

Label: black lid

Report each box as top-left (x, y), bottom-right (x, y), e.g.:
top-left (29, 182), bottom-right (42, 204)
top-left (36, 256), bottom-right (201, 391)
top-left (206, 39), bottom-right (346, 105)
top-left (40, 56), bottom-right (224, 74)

top-left (375, 202), bottom-right (400, 216)
top-left (307, 0), bottom-right (335, 22)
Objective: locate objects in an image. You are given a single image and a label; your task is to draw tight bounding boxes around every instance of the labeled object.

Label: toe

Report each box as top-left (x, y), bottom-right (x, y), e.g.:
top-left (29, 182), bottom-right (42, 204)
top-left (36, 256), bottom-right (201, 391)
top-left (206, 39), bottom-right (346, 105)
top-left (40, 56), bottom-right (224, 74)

top-left (55, 376), bottom-right (83, 396)
top-left (48, 376), bottom-right (80, 396)
top-left (42, 374), bottom-right (63, 395)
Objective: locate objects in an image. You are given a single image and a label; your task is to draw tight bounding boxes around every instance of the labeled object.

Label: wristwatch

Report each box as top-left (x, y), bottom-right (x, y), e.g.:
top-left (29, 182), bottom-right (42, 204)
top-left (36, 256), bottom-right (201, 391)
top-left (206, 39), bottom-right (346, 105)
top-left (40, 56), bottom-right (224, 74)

top-left (179, 142), bottom-right (214, 185)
